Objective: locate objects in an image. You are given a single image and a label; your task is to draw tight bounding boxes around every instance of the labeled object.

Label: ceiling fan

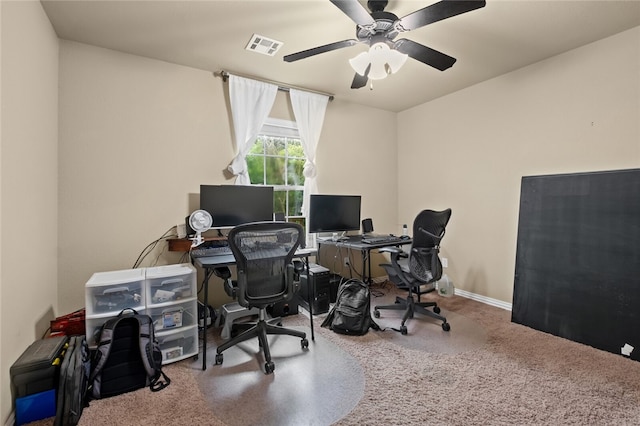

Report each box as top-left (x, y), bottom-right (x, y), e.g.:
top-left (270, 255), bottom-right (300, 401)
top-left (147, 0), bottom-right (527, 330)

top-left (283, 0), bottom-right (486, 89)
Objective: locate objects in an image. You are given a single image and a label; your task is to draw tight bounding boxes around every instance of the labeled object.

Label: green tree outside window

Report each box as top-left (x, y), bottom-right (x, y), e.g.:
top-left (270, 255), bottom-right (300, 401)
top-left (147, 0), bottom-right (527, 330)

top-left (247, 134), bottom-right (305, 222)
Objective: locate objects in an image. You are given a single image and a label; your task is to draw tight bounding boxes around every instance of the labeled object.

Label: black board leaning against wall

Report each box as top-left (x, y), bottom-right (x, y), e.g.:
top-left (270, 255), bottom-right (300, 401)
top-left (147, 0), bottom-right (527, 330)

top-left (512, 168), bottom-right (640, 361)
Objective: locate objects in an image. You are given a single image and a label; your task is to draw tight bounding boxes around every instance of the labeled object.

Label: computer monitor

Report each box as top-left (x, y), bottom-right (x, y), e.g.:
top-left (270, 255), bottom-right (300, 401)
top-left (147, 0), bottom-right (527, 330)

top-left (308, 194), bottom-right (361, 233)
top-left (199, 185), bottom-right (274, 228)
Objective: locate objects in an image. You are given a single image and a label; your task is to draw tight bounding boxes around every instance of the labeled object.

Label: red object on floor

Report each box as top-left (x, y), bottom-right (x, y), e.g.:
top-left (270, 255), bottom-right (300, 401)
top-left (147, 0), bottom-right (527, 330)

top-left (50, 309), bottom-right (85, 336)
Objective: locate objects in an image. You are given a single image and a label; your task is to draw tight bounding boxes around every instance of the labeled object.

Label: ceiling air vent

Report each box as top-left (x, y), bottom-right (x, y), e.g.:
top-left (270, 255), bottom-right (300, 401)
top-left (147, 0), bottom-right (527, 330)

top-left (245, 34), bottom-right (283, 57)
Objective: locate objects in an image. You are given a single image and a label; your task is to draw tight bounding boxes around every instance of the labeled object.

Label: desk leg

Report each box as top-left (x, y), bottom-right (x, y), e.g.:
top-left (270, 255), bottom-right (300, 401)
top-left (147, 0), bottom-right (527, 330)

top-left (368, 249), bottom-right (372, 284)
top-left (305, 258), bottom-right (315, 341)
top-left (361, 249), bottom-right (368, 284)
top-left (201, 268), bottom-right (214, 371)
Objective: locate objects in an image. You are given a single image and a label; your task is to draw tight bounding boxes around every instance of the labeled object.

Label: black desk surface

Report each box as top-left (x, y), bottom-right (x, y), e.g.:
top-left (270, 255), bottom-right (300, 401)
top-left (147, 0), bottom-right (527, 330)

top-left (317, 235), bottom-right (412, 249)
top-left (193, 248), bottom-right (316, 268)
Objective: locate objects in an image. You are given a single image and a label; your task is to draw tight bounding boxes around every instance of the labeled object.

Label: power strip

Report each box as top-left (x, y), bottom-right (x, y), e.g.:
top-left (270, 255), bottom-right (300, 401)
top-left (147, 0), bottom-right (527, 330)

top-left (176, 223), bottom-right (187, 238)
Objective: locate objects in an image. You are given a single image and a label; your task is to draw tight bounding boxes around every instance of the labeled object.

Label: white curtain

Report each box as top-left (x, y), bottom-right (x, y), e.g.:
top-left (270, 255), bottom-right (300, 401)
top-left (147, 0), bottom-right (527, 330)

top-left (227, 75), bottom-right (278, 185)
top-left (289, 89), bottom-right (329, 218)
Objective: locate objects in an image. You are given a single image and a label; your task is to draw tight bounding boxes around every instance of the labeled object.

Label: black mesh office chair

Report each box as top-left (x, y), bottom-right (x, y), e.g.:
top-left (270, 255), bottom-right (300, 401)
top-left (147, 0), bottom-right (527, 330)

top-left (374, 209), bottom-right (452, 335)
top-left (214, 221), bottom-right (309, 374)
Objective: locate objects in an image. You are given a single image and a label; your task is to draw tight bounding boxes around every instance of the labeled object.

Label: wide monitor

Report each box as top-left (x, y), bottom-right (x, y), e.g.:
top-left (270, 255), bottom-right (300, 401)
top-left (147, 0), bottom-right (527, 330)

top-left (308, 194), bottom-right (361, 233)
top-left (200, 185), bottom-right (274, 228)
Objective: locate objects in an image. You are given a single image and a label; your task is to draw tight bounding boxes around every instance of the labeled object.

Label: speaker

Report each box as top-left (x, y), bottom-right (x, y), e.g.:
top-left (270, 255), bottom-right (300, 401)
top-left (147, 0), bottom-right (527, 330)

top-left (362, 218), bottom-right (374, 234)
top-left (299, 264), bottom-right (330, 314)
top-left (185, 216), bottom-right (196, 237)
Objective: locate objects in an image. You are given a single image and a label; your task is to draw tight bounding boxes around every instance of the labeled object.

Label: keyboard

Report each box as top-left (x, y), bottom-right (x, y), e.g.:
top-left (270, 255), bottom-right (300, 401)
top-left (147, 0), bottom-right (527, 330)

top-left (191, 245), bottom-right (233, 258)
top-left (361, 235), bottom-right (404, 245)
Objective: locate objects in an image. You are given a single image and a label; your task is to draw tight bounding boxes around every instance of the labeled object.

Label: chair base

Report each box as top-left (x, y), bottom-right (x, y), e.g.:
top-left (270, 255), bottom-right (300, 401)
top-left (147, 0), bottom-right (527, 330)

top-left (374, 295), bottom-right (450, 335)
top-left (215, 309), bottom-right (309, 374)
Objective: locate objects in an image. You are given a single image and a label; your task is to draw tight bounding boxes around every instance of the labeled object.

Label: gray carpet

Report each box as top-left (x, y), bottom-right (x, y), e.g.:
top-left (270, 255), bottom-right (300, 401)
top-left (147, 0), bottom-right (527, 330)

top-left (30, 283), bottom-right (640, 426)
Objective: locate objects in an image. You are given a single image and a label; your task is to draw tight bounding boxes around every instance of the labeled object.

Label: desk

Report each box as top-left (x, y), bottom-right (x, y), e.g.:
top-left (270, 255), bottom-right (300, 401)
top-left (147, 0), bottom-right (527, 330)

top-left (317, 236), bottom-right (412, 284)
top-left (192, 248), bottom-right (317, 370)
top-left (167, 236), bottom-right (226, 252)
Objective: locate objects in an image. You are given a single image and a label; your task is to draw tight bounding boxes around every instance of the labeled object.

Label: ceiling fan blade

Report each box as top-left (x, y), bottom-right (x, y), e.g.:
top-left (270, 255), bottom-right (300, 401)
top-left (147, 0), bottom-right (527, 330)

top-left (351, 64), bottom-right (371, 89)
top-left (330, 0), bottom-right (376, 26)
top-left (283, 39), bottom-right (358, 62)
top-left (398, 0), bottom-right (486, 31)
top-left (394, 39), bottom-right (456, 71)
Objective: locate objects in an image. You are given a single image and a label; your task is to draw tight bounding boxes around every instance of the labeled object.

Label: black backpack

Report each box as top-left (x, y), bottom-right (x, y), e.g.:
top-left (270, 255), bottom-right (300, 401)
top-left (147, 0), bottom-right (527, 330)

top-left (55, 335), bottom-right (90, 426)
top-left (88, 309), bottom-right (170, 399)
top-left (321, 279), bottom-right (379, 335)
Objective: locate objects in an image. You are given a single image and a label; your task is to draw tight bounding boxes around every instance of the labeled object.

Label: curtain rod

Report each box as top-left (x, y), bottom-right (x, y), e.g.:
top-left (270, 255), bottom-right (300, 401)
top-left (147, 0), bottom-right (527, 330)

top-left (216, 70), bottom-right (334, 101)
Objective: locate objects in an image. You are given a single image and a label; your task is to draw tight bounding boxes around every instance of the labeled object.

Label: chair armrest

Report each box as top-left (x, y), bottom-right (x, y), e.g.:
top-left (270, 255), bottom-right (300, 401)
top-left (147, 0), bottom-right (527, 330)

top-left (379, 246), bottom-right (407, 257)
top-left (223, 278), bottom-right (238, 299)
top-left (286, 263), bottom-right (299, 300)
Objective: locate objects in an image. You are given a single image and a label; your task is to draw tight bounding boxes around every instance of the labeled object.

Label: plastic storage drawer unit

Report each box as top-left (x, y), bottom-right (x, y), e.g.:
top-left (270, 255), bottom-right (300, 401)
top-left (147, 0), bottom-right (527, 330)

top-left (156, 325), bottom-right (198, 364)
top-left (145, 263), bottom-right (196, 304)
top-left (147, 300), bottom-right (197, 331)
top-left (85, 268), bottom-right (146, 315)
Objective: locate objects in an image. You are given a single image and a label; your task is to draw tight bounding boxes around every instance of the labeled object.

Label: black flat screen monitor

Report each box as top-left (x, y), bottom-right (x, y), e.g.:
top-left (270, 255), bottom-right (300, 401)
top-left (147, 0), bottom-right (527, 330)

top-left (200, 185), bottom-right (274, 228)
top-left (308, 194), bottom-right (361, 233)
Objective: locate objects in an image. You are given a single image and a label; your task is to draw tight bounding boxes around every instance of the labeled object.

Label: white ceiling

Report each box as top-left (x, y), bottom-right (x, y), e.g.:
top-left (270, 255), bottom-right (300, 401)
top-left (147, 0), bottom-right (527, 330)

top-left (41, 0), bottom-right (640, 112)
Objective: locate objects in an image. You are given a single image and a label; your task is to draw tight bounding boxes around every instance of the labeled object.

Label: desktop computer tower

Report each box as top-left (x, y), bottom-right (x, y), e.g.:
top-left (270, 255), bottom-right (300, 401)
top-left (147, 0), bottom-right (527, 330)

top-left (299, 264), bottom-right (330, 315)
top-left (329, 273), bottom-right (342, 303)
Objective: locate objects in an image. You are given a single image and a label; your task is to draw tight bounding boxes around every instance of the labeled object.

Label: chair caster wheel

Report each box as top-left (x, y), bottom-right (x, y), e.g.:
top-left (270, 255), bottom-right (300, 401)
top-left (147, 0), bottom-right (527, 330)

top-left (301, 338), bottom-right (309, 349)
top-left (442, 322), bottom-right (451, 332)
top-left (400, 325), bottom-right (408, 335)
top-left (433, 306), bottom-right (441, 314)
top-left (215, 353), bottom-right (224, 365)
top-left (265, 361), bottom-right (275, 374)
top-left (373, 310), bottom-right (380, 318)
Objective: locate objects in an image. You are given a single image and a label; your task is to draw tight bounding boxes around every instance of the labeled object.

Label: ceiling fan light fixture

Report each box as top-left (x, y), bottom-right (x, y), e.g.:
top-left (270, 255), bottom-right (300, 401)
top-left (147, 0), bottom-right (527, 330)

top-left (348, 51), bottom-right (371, 76)
top-left (349, 42), bottom-right (408, 80)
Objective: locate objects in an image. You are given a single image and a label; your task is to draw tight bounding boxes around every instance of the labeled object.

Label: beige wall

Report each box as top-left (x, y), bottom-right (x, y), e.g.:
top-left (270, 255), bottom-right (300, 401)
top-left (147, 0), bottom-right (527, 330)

top-left (398, 27), bottom-right (640, 304)
top-left (1, 1), bottom-right (59, 422)
top-left (57, 41), bottom-right (397, 313)
top-left (2, 2), bottom-right (637, 421)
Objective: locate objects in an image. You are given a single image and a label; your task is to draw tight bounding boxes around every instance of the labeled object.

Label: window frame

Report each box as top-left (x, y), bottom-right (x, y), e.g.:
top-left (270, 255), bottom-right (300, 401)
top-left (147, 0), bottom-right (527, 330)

top-left (248, 118), bottom-right (305, 221)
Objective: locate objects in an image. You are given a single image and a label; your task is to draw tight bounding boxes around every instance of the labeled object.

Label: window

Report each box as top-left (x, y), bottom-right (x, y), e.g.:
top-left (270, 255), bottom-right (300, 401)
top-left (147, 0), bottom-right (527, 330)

top-left (246, 119), bottom-right (305, 228)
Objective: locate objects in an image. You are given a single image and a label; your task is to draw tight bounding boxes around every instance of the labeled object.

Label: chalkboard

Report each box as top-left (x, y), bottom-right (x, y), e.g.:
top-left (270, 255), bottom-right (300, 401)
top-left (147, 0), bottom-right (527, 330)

top-left (512, 169), bottom-right (640, 361)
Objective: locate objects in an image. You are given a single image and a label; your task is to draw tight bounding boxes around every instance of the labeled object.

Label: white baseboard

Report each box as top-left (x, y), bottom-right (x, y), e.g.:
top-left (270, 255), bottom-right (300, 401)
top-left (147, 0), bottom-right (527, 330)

top-left (454, 288), bottom-right (512, 311)
top-left (377, 275), bottom-right (512, 311)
